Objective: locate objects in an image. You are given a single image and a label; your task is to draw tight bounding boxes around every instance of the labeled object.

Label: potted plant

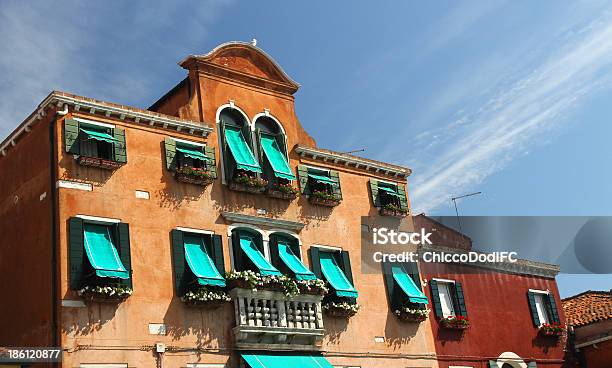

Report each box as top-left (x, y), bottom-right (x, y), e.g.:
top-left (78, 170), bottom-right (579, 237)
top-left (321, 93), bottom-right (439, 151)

top-left (322, 299), bottom-right (360, 318)
top-left (539, 323), bottom-right (564, 337)
top-left (308, 190), bottom-right (340, 207)
top-left (181, 287), bottom-right (231, 308)
top-left (394, 306), bottom-right (430, 322)
top-left (77, 156), bottom-right (124, 170)
top-left (266, 182), bottom-right (299, 200)
top-left (225, 270), bottom-right (262, 290)
top-left (229, 172), bottom-right (268, 194)
top-left (78, 284), bottom-right (132, 303)
top-left (296, 279), bottom-right (329, 296)
top-left (379, 203), bottom-right (407, 217)
top-left (439, 315), bottom-right (470, 329)
top-left (175, 166), bottom-right (214, 186)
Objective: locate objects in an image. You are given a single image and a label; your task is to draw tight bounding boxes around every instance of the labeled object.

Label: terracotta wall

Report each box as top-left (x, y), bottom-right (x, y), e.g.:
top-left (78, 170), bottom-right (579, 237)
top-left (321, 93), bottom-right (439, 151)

top-left (0, 116), bottom-right (54, 347)
top-left (420, 262), bottom-right (566, 368)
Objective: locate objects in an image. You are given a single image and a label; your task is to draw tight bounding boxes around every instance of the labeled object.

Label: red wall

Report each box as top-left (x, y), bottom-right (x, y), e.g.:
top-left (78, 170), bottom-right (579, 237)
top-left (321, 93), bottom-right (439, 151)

top-left (420, 262), bottom-right (566, 368)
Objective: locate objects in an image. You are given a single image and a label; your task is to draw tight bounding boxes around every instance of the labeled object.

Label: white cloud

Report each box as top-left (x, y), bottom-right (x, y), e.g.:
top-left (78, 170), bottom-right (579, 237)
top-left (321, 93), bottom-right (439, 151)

top-left (410, 12), bottom-right (612, 212)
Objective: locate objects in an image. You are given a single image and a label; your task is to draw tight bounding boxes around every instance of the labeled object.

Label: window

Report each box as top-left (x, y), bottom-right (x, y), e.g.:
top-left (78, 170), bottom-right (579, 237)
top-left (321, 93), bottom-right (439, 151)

top-left (527, 290), bottom-right (560, 327)
top-left (430, 279), bottom-right (467, 319)
top-left (219, 108), bottom-right (262, 185)
top-left (382, 262), bottom-right (428, 312)
top-left (230, 228), bottom-right (280, 276)
top-left (309, 246), bottom-right (357, 300)
top-left (254, 117), bottom-right (295, 189)
top-left (171, 229), bottom-right (225, 296)
top-left (64, 118), bottom-right (127, 164)
top-left (164, 137), bottom-right (217, 182)
top-left (297, 165), bottom-right (342, 204)
top-left (369, 179), bottom-right (408, 215)
top-left (268, 233), bottom-right (316, 280)
top-left (68, 216), bottom-right (132, 290)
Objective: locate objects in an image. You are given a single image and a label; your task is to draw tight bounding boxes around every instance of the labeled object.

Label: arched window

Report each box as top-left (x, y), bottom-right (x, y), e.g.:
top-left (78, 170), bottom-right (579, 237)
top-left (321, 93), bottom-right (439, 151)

top-left (230, 227), bottom-right (279, 276)
top-left (254, 116), bottom-right (295, 190)
top-left (219, 108), bottom-right (263, 185)
top-left (268, 232), bottom-right (316, 280)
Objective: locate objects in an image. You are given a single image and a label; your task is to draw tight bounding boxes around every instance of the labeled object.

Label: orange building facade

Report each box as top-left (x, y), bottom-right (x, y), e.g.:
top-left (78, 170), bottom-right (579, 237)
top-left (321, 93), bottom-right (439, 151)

top-left (0, 42), bottom-right (440, 368)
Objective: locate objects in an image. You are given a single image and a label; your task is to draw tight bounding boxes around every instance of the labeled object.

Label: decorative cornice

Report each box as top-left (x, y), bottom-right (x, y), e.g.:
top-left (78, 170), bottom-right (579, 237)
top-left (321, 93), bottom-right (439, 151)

top-left (295, 145), bottom-right (412, 179)
top-left (420, 245), bottom-right (561, 279)
top-left (0, 91), bottom-right (213, 158)
top-left (221, 211), bottom-right (305, 232)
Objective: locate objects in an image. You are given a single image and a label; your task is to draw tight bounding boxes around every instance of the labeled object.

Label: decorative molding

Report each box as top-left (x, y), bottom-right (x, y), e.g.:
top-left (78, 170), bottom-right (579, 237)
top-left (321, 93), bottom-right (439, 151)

top-left (0, 91), bottom-right (214, 158)
top-left (420, 245), bottom-right (561, 278)
top-left (221, 211), bottom-right (305, 232)
top-left (295, 145), bottom-right (411, 178)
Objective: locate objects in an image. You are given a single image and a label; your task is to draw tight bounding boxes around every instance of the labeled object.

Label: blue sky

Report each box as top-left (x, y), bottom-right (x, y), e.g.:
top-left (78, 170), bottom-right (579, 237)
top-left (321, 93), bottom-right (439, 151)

top-left (1, 1), bottom-right (611, 297)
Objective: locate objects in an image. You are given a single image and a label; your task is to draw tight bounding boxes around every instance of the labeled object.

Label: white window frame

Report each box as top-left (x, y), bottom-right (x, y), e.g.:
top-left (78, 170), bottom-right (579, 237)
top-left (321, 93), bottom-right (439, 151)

top-left (74, 117), bottom-right (116, 129)
top-left (176, 227), bottom-right (214, 236)
top-left (172, 136), bottom-right (205, 147)
top-left (533, 292), bottom-right (550, 326)
top-left (437, 280), bottom-right (457, 318)
top-left (76, 215), bottom-right (121, 224)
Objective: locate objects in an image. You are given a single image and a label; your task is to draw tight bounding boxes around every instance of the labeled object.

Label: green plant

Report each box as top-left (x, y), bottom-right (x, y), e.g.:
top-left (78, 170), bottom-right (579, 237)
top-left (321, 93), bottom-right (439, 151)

top-left (176, 165), bottom-right (213, 179)
top-left (296, 278), bottom-right (329, 295)
top-left (539, 323), bottom-right (564, 335)
top-left (276, 182), bottom-right (299, 195)
top-left (440, 315), bottom-right (469, 327)
top-left (78, 284), bottom-right (133, 298)
top-left (394, 306), bottom-right (430, 320)
top-left (234, 172), bottom-right (268, 188)
top-left (311, 190), bottom-right (337, 201)
top-left (181, 287), bottom-right (231, 303)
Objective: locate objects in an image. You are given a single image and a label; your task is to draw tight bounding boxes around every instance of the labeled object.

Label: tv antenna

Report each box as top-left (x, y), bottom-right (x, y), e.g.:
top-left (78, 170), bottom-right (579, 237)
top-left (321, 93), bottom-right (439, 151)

top-left (451, 191), bottom-right (482, 234)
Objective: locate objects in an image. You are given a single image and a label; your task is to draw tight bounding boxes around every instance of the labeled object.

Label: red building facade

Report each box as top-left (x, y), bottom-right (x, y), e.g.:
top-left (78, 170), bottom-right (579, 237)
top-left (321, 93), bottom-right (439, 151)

top-left (415, 215), bottom-right (567, 368)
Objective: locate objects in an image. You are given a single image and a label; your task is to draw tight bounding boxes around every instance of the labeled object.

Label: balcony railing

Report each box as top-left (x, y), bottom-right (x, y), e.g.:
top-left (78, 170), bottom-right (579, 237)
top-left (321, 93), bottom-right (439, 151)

top-left (230, 288), bottom-right (324, 350)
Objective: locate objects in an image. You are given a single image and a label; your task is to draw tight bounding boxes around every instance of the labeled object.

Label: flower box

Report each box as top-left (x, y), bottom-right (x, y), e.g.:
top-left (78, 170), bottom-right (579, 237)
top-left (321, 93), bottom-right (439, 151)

top-left (78, 285), bottom-right (132, 304)
top-left (379, 207), bottom-right (407, 217)
top-left (440, 316), bottom-right (469, 330)
top-left (78, 156), bottom-right (124, 170)
top-left (308, 195), bottom-right (340, 207)
top-left (539, 323), bottom-right (564, 337)
top-left (266, 188), bottom-right (298, 200)
top-left (181, 288), bottom-right (231, 308)
top-left (175, 171), bottom-right (214, 186)
top-left (395, 308), bottom-right (430, 322)
top-left (323, 302), bottom-right (360, 318)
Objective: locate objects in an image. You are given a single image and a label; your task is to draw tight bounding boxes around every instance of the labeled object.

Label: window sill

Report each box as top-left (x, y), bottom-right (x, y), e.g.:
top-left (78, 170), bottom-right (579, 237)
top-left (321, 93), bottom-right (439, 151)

top-left (379, 207), bottom-right (408, 217)
top-left (229, 181), bottom-right (267, 194)
top-left (266, 188), bottom-right (298, 200)
top-left (308, 196), bottom-right (340, 207)
top-left (175, 171), bottom-right (214, 186)
top-left (77, 156), bottom-right (124, 170)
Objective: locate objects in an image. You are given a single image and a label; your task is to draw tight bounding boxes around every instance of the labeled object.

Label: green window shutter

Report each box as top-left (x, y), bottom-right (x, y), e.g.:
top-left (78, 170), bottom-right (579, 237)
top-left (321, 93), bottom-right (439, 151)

top-left (547, 293), bottom-right (560, 323)
top-left (268, 236), bottom-right (281, 271)
top-left (527, 362), bottom-right (537, 368)
top-left (454, 281), bottom-right (467, 317)
top-left (68, 217), bottom-right (85, 289)
top-left (171, 230), bottom-right (186, 295)
top-left (339, 251), bottom-right (354, 286)
top-left (116, 223), bottom-right (132, 288)
top-left (204, 146), bottom-right (217, 179)
top-left (297, 165), bottom-right (309, 194)
top-left (398, 184), bottom-right (409, 213)
top-left (382, 262), bottom-right (398, 310)
top-left (64, 119), bottom-right (80, 154)
top-left (430, 280), bottom-right (443, 318)
top-left (527, 292), bottom-right (541, 327)
top-left (164, 137), bottom-right (177, 171)
top-left (369, 179), bottom-right (380, 207)
top-left (211, 234), bottom-right (225, 274)
top-left (308, 247), bottom-right (322, 279)
top-left (231, 230), bottom-right (243, 271)
top-left (329, 170), bottom-right (342, 201)
top-left (113, 128), bottom-right (127, 163)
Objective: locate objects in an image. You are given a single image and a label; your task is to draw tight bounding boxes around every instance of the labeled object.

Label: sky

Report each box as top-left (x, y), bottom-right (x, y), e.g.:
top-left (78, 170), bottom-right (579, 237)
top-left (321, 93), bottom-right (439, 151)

top-left (1, 1), bottom-right (611, 297)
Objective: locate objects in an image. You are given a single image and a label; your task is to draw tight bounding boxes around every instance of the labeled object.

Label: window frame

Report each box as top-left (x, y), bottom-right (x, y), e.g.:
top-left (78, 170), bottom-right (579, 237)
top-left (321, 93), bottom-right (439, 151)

top-left (216, 105), bottom-right (256, 185)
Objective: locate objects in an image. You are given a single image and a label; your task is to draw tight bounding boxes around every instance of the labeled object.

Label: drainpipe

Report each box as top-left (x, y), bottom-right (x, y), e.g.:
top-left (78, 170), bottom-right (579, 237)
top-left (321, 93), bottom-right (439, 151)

top-left (51, 104), bottom-right (68, 367)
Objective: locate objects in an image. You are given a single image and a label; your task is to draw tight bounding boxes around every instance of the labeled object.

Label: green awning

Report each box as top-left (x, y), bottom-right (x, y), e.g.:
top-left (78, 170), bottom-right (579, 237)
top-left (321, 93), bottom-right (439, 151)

top-left (225, 126), bottom-right (262, 173)
top-left (80, 128), bottom-right (116, 144)
top-left (242, 353), bottom-right (334, 368)
top-left (379, 186), bottom-right (400, 197)
top-left (260, 134), bottom-right (296, 180)
top-left (239, 235), bottom-right (281, 276)
top-left (278, 241), bottom-right (316, 281)
top-left (308, 173), bottom-right (338, 187)
top-left (176, 146), bottom-right (211, 162)
top-left (184, 235), bottom-right (226, 287)
top-left (83, 224), bottom-right (129, 279)
top-left (392, 265), bottom-right (428, 304)
top-left (319, 252), bottom-right (358, 298)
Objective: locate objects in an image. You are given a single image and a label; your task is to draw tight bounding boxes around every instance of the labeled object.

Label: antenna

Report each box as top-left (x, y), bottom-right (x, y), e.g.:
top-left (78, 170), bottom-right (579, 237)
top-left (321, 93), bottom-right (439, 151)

top-left (342, 149), bottom-right (365, 154)
top-left (450, 191), bottom-right (482, 234)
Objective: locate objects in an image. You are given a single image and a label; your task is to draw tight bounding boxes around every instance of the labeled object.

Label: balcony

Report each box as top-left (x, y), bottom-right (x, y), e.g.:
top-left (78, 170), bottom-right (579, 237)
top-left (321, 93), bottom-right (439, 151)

top-left (230, 288), bottom-right (325, 350)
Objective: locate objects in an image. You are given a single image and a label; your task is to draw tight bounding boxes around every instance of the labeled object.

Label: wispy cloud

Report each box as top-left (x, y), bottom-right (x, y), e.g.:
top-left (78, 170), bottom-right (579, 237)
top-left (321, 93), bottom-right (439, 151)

top-left (0, 1), bottom-right (231, 138)
top-left (410, 11), bottom-right (612, 212)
